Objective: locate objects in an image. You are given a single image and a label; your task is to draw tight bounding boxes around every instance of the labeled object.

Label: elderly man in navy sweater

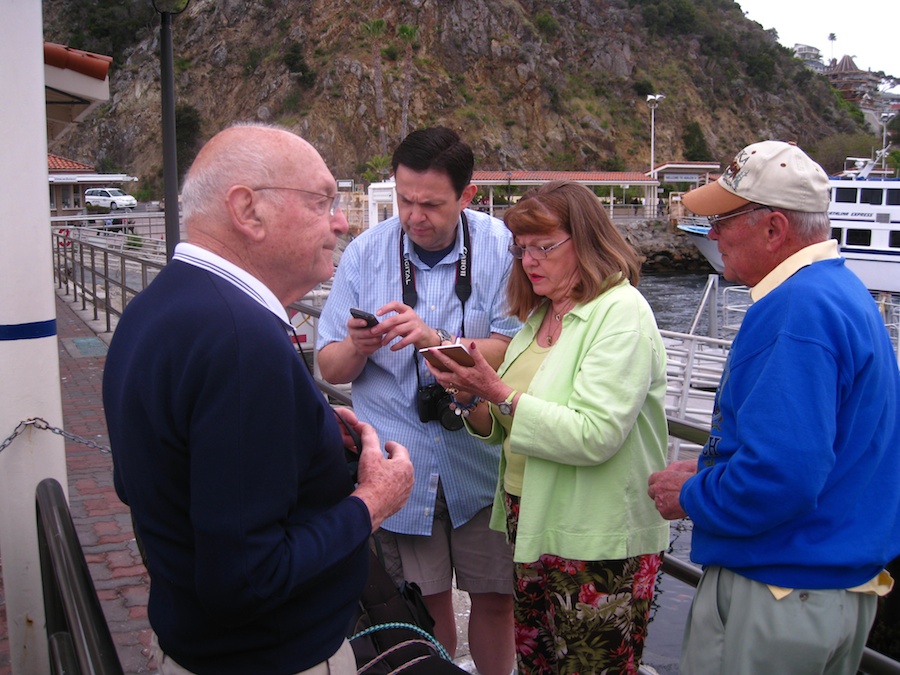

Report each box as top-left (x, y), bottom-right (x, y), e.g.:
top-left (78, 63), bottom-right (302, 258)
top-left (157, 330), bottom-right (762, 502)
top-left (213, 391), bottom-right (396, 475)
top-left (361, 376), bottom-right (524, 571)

top-left (103, 123), bottom-right (413, 675)
top-left (648, 141), bottom-right (900, 674)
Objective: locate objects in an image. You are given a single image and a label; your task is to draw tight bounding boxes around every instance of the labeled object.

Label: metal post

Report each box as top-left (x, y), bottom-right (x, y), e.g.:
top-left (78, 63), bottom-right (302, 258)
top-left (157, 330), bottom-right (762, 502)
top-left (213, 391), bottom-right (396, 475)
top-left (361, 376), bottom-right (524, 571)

top-left (650, 104), bottom-right (656, 181)
top-left (646, 94), bottom-right (665, 217)
top-left (1, 3), bottom-right (69, 672)
top-left (160, 10), bottom-right (180, 261)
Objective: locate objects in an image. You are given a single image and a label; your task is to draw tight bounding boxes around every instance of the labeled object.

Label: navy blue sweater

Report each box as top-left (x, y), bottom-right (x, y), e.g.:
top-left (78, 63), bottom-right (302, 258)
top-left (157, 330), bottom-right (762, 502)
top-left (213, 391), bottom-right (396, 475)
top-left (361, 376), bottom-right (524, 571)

top-left (103, 262), bottom-right (371, 674)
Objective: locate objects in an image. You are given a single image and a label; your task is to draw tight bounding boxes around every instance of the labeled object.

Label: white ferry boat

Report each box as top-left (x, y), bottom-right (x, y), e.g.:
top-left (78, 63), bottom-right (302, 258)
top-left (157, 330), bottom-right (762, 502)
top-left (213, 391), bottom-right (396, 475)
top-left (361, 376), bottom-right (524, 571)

top-left (678, 149), bottom-right (900, 293)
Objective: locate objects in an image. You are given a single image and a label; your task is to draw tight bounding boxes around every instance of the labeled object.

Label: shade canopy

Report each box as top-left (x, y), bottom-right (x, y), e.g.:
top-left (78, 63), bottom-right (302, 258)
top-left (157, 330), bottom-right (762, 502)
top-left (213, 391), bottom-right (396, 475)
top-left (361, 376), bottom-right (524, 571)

top-left (43, 42), bottom-right (111, 140)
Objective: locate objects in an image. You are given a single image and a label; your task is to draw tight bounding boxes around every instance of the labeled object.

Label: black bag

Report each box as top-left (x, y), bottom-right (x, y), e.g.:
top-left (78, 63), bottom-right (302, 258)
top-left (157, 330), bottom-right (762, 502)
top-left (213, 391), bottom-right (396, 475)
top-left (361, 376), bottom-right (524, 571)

top-left (349, 547), bottom-right (467, 674)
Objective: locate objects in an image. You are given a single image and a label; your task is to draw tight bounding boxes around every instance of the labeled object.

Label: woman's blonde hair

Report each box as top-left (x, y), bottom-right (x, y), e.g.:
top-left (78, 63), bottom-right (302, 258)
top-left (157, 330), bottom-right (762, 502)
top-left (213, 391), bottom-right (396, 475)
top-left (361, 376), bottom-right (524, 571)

top-left (503, 181), bottom-right (642, 321)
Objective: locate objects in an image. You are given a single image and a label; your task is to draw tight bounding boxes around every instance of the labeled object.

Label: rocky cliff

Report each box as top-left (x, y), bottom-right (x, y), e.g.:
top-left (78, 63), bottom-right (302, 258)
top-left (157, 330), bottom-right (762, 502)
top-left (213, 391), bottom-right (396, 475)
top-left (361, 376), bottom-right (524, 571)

top-left (45, 0), bottom-right (860, 195)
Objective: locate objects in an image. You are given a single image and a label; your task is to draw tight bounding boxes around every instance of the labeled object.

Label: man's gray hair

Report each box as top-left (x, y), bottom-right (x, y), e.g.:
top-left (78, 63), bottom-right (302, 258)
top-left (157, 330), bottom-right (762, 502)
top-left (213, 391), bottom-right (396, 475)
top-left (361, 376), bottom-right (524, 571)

top-left (181, 122), bottom-right (289, 223)
top-left (749, 206), bottom-right (830, 242)
top-left (778, 209), bottom-right (831, 241)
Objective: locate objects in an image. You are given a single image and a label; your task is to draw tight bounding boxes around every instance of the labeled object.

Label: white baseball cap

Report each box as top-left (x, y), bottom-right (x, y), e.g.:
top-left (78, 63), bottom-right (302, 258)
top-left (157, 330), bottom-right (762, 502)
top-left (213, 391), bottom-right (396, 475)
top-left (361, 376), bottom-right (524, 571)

top-left (683, 140), bottom-right (830, 216)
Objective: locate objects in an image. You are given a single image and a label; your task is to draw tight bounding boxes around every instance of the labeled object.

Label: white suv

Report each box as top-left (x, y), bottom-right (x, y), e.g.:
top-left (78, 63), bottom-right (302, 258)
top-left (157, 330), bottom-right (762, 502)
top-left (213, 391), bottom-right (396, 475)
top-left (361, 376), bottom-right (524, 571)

top-left (84, 187), bottom-right (137, 210)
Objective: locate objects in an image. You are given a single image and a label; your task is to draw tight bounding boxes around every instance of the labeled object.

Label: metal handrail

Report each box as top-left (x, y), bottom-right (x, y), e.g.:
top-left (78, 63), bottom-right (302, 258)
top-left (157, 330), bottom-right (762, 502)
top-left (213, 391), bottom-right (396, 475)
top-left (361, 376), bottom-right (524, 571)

top-left (36, 478), bottom-right (124, 675)
top-left (688, 273), bottom-right (719, 337)
top-left (52, 226), bottom-right (165, 332)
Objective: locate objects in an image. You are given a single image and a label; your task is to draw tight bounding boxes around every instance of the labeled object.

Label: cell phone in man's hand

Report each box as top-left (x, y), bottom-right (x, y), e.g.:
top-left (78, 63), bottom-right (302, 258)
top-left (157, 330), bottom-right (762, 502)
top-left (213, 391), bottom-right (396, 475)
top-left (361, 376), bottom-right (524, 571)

top-left (350, 308), bottom-right (379, 328)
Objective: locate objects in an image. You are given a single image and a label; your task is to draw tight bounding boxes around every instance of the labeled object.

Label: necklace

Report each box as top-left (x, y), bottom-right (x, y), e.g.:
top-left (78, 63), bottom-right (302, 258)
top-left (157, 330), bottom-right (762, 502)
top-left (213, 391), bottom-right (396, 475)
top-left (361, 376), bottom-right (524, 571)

top-left (542, 300), bottom-right (572, 346)
top-left (545, 311), bottom-right (563, 346)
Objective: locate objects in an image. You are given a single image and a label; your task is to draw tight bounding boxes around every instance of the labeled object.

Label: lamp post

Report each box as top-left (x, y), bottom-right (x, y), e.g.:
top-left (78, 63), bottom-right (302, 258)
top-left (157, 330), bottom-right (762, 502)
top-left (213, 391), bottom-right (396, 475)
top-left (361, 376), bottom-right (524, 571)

top-left (647, 94), bottom-right (665, 217)
top-left (152, 0), bottom-right (190, 261)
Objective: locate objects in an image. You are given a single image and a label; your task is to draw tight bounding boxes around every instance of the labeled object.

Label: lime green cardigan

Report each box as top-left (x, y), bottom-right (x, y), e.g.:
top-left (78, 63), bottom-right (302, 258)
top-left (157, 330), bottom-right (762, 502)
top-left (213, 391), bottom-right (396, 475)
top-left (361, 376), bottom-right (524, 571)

top-left (474, 280), bottom-right (670, 564)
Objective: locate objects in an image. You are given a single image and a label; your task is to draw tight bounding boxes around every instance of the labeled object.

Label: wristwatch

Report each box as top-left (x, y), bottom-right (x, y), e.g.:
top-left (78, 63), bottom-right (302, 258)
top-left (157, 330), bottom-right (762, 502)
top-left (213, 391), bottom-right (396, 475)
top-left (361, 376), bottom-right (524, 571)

top-left (434, 328), bottom-right (453, 345)
top-left (498, 390), bottom-right (517, 416)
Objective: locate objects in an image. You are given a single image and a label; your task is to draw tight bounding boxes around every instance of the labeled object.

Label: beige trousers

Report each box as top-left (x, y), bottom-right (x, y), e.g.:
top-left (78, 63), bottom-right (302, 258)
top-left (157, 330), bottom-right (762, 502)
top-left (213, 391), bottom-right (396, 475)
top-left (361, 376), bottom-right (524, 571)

top-left (150, 633), bottom-right (357, 675)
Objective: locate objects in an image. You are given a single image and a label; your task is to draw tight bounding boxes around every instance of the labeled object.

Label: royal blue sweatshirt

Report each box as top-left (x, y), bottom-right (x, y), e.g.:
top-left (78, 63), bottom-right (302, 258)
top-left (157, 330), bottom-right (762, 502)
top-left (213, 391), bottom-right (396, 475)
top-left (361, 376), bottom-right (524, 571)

top-left (682, 258), bottom-right (900, 589)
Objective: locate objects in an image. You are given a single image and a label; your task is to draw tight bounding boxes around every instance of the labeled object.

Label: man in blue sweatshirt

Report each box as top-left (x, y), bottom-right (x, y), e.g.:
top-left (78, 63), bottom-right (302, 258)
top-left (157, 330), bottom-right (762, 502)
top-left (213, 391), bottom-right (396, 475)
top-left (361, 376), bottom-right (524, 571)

top-left (103, 124), bottom-right (413, 675)
top-left (648, 140), bottom-right (900, 674)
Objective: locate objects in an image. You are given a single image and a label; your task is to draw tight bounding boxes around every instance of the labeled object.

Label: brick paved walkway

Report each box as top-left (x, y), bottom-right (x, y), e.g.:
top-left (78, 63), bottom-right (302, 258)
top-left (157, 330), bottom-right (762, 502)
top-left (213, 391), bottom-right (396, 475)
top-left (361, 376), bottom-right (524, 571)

top-left (0, 292), bottom-right (152, 675)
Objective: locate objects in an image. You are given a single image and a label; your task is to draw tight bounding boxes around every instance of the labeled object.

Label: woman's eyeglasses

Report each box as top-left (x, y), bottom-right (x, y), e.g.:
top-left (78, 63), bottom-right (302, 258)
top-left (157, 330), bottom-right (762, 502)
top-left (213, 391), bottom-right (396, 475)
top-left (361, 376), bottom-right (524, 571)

top-left (508, 237), bottom-right (571, 260)
top-left (707, 205), bottom-right (772, 234)
top-left (252, 186), bottom-right (343, 216)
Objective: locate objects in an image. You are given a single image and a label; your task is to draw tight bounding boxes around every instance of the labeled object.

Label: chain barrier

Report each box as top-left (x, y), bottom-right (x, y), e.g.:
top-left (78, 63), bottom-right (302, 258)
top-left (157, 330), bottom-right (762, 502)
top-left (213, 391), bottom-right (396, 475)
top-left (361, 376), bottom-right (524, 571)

top-left (0, 417), bottom-right (110, 455)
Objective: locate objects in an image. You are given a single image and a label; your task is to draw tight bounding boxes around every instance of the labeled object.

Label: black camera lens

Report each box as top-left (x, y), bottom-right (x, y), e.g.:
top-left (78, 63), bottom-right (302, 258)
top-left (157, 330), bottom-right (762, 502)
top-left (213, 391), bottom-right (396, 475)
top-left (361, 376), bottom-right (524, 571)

top-left (440, 405), bottom-right (464, 431)
top-left (416, 383), bottom-right (463, 431)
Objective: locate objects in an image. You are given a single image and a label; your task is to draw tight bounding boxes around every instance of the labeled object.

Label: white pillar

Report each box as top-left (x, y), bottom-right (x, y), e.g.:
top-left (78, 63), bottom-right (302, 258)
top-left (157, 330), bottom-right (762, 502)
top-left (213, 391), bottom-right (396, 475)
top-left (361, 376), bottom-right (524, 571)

top-left (0, 1), bottom-right (68, 673)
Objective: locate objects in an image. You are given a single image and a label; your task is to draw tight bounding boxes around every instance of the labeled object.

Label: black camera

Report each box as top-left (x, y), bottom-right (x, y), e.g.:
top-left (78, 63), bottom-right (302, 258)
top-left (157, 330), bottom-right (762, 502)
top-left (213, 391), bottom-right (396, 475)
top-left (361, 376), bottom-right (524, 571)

top-left (416, 383), bottom-right (463, 431)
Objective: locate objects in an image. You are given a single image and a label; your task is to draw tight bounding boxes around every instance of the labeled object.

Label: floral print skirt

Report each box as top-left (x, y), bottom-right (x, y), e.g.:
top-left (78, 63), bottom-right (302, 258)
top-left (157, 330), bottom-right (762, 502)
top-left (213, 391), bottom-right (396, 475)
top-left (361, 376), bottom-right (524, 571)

top-left (505, 493), bottom-right (662, 675)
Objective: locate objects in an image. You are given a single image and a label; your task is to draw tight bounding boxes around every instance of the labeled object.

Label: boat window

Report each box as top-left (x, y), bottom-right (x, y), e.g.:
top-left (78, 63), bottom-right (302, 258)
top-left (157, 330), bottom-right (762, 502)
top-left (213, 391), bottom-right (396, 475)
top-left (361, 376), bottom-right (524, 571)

top-left (861, 188), bottom-right (883, 205)
top-left (834, 187), bottom-right (858, 204)
top-left (831, 227), bottom-right (843, 244)
top-left (888, 190), bottom-right (900, 206)
top-left (890, 231), bottom-right (900, 249)
top-left (846, 229), bottom-right (871, 246)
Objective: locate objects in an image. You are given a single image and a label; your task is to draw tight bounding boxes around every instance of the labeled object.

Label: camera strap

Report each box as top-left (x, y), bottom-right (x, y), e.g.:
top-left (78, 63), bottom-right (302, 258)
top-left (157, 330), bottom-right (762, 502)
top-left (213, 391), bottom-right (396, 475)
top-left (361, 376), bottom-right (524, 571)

top-left (400, 212), bottom-right (471, 328)
top-left (402, 213), bottom-right (471, 385)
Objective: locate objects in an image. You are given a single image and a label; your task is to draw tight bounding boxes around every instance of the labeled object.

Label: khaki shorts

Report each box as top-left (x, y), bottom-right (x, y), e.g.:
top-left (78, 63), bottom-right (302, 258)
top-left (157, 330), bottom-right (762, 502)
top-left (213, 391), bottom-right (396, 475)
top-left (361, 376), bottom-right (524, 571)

top-left (377, 486), bottom-right (513, 597)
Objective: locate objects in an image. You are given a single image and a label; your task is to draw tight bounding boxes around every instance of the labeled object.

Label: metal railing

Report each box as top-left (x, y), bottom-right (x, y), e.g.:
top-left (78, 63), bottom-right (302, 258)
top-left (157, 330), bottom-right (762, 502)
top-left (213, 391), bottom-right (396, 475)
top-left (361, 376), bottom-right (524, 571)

top-left (53, 226), bottom-right (165, 332)
top-left (37, 478), bottom-right (124, 675)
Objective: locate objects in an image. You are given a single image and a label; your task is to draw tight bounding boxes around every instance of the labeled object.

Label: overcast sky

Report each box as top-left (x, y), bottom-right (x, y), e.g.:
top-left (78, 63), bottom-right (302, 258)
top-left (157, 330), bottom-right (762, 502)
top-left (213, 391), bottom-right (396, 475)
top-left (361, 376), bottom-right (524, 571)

top-left (736, 0), bottom-right (898, 86)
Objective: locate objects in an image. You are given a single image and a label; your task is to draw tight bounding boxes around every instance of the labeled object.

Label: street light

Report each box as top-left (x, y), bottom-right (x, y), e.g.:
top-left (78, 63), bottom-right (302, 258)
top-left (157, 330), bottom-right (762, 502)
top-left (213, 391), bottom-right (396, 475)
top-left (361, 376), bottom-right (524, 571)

top-left (647, 94), bottom-right (665, 217)
top-left (152, 0), bottom-right (190, 261)
top-left (647, 94), bottom-right (665, 179)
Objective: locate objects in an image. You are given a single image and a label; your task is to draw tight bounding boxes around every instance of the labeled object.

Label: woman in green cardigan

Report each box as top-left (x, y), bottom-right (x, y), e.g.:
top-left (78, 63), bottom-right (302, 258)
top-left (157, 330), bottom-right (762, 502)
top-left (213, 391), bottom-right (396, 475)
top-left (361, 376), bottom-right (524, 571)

top-left (423, 181), bottom-right (669, 674)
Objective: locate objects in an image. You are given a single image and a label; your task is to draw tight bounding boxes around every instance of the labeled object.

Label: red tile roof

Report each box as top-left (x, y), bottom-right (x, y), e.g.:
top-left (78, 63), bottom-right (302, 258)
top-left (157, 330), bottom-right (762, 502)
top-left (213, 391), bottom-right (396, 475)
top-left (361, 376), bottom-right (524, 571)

top-left (44, 42), bottom-right (112, 81)
top-left (48, 154), bottom-right (95, 172)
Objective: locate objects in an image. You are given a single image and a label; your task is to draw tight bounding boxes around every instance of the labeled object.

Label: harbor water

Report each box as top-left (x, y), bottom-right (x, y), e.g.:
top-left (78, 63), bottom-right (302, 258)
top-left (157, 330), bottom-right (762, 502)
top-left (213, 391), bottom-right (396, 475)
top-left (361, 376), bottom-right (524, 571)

top-left (638, 271), bottom-right (738, 335)
top-left (638, 273), bottom-right (708, 675)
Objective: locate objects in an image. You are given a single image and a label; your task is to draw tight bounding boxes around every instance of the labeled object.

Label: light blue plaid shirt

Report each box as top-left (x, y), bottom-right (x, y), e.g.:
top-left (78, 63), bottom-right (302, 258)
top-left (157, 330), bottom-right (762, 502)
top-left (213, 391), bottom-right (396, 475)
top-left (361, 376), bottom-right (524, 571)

top-left (317, 209), bottom-right (521, 535)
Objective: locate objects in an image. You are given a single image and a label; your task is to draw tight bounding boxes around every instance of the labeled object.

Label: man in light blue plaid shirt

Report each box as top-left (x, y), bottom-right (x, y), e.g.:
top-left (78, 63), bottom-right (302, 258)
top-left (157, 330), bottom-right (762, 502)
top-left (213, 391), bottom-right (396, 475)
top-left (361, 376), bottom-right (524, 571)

top-left (317, 128), bottom-right (520, 675)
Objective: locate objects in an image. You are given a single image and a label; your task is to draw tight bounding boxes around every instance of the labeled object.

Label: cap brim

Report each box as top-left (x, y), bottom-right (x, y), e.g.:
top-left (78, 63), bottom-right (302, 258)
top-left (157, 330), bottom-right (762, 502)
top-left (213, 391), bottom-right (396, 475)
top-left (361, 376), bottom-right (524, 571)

top-left (682, 181), bottom-right (750, 216)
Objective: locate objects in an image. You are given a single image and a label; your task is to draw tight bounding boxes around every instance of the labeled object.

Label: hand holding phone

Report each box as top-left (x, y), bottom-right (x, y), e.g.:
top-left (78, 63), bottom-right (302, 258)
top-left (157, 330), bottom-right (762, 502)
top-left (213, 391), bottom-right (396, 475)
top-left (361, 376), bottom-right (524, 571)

top-left (350, 308), bottom-right (379, 328)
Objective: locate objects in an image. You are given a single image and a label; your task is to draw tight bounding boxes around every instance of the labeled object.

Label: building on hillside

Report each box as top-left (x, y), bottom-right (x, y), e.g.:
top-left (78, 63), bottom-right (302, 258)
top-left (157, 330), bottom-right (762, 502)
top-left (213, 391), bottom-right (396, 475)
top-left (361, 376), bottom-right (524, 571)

top-left (793, 44), bottom-right (826, 74)
top-left (827, 54), bottom-right (881, 108)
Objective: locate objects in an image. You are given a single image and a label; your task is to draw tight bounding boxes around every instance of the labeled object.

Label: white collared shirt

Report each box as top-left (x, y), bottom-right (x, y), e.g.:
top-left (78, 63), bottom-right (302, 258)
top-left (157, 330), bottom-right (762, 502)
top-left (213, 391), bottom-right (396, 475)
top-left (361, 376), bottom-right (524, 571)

top-left (173, 242), bottom-right (291, 327)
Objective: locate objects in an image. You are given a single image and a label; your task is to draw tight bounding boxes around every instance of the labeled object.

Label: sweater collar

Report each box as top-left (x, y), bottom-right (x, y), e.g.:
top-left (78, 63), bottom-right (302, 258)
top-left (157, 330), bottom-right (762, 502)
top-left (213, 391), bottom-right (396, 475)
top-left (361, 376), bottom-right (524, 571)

top-left (750, 240), bottom-right (840, 302)
top-left (173, 242), bottom-right (291, 326)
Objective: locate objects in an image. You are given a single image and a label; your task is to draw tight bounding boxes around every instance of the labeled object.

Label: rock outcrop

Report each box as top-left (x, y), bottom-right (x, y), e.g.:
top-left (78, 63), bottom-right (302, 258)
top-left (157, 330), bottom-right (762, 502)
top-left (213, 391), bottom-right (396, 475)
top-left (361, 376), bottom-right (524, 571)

top-left (45, 0), bottom-right (859, 199)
